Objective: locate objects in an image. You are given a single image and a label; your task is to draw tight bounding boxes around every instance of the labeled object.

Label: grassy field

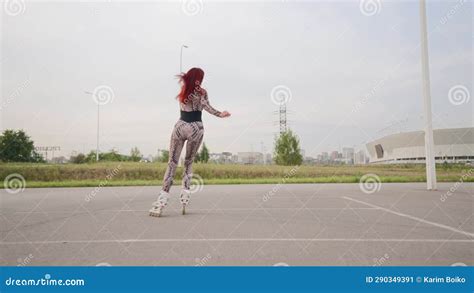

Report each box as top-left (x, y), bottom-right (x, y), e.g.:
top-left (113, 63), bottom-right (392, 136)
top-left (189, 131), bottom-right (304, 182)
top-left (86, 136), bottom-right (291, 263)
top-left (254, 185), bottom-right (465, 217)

top-left (0, 162), bottom-right (472, 188)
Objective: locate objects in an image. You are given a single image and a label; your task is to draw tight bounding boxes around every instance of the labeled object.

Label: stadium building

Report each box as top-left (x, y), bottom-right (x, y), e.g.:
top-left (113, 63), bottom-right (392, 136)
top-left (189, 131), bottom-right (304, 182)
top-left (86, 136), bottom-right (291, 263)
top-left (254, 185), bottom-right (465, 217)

top-left (365, 127), bottom-right (474, 164)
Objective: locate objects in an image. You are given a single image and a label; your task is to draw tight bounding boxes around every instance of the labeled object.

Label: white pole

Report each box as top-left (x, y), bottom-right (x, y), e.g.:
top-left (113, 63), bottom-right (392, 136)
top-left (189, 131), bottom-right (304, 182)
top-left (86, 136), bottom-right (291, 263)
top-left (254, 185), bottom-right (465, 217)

top-left (84, 91), bottom-right (100, 162)
top-left (96, 102), bottom-right (100, 162)
top-left (419, 0), bottom-right (437, 190)
top-left (180, 45), bottom-right (188, 73)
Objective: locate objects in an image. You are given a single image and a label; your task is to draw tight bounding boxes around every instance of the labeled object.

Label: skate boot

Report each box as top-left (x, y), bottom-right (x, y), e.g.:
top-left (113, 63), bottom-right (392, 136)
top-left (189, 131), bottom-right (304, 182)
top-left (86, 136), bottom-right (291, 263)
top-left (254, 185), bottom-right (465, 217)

top-left (180, 189), bottom-right (191, 215)
top-left (149, 191), bottom-right (169, 217)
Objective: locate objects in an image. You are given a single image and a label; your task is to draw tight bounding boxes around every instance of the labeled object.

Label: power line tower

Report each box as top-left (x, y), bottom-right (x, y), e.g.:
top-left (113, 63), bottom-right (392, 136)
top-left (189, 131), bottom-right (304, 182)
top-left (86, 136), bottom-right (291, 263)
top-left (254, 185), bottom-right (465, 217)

top-left (279, 103), bottom-right (287, 134)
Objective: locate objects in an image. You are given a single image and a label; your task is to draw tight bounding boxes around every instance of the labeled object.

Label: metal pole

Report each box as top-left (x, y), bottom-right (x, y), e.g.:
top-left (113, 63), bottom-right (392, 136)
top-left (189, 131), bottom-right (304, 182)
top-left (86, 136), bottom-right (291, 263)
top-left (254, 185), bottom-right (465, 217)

top-left (96, 102), bottom-right (100, 161)
top-left (180, 45), bottom-right (188, 73)
top-left (180, 46), bottom-right (183, 73)
top-left (419, 0), bottom-right (437, 190)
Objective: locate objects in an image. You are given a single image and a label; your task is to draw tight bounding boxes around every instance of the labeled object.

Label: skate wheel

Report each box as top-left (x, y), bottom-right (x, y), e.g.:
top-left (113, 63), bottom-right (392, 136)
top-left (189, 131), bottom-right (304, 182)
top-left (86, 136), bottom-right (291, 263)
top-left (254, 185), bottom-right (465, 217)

top-left (149, 211), bottom-right (161, 217)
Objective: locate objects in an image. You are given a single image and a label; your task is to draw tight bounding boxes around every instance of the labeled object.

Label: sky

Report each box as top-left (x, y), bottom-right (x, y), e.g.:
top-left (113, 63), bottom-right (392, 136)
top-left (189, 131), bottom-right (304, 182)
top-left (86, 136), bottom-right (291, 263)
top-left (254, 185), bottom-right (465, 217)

top-left (1, 0), bottom-right (472, 159)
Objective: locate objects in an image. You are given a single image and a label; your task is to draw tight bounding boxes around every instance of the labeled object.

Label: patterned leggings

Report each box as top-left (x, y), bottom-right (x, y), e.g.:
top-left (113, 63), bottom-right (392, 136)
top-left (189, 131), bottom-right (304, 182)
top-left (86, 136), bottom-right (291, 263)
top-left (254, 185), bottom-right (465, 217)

top-left (162, 120), bottom-right (204, 192)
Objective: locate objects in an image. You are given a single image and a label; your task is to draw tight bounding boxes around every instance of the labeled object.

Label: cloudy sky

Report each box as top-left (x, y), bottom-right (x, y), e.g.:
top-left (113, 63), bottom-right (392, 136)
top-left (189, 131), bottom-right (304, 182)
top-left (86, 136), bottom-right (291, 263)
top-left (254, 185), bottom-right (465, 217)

top-left (1, 0), bottom-right (472, 158)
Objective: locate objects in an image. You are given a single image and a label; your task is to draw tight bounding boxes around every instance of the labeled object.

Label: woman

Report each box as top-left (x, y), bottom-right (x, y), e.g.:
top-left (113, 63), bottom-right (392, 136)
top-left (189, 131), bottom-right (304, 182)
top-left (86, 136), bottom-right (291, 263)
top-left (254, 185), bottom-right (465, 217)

top-left (149, 68), bottom-right (231, 217)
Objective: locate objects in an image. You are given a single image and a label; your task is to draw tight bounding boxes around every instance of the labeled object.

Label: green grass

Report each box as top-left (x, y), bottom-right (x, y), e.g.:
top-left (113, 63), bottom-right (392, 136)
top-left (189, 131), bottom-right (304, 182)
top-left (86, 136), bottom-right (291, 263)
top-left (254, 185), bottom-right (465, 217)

top-left (0, 162), bottom-right (472, 188)
top-left (21, 176), bottom-right (471, 188)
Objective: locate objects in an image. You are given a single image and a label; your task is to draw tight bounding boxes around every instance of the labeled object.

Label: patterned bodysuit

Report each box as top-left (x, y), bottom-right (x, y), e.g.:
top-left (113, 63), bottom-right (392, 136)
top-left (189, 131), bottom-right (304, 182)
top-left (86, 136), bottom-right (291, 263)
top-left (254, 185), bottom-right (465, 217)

top-left (161, 89), bottom-right (221, 192)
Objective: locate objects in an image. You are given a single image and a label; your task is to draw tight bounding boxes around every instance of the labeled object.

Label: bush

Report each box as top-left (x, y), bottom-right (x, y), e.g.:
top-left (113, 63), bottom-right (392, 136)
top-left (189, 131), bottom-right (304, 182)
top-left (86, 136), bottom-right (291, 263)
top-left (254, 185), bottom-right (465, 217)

top-left (70, 153), bottom-right (87, 164)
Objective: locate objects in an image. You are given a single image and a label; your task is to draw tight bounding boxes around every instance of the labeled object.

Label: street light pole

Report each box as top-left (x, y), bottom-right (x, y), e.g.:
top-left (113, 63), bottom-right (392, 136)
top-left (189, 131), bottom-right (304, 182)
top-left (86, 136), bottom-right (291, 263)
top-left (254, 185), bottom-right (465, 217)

top-left (419, 0), bottom-right (437, 190)
top-left (180, 45), bottom-right (188, 73)
top-left (85, 91), bottom-right (100, 162)
top-left (96, 101), bottom-right (100, 162)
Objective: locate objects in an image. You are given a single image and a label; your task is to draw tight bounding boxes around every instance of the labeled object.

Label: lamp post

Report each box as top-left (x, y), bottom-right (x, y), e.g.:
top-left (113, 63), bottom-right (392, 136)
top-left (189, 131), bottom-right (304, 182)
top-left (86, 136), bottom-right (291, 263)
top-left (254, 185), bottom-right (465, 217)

top-left (419, 0), bottom-right (437, 190)
top-left (85, 91), bottom-right (100, 162)
top-left (180, 45), bottom-right (188, 73)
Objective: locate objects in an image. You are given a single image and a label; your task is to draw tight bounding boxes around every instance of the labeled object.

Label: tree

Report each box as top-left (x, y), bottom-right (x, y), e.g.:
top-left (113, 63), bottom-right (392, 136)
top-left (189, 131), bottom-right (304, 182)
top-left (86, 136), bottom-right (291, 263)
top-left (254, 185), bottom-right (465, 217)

top-left (101, 149), bottom-right (125, 161)
top-left (159, 150), bottom-right (169, 163)
top-left (130, 147), bottom-right (142, 162)
top-left (70, 153), bottom-right (86, 164)
top-left (85, 151), bottom-right (99, 162)
top-left (198, 143), bottom-right (210, 163)
top-left (273, 129), bottom-right (303, 166)
top-left (0, 129), bottom-right (44, 162)
top-left (31, 151), bottom-right (45, 163)
top-left (194, 151), bottom-right (201, 163)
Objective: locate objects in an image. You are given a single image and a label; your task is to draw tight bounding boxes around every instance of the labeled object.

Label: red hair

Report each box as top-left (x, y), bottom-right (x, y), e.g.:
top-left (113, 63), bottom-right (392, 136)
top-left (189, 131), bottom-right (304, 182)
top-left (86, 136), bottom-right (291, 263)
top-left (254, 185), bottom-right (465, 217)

top-left (177, 67), bottom-right (205, 104)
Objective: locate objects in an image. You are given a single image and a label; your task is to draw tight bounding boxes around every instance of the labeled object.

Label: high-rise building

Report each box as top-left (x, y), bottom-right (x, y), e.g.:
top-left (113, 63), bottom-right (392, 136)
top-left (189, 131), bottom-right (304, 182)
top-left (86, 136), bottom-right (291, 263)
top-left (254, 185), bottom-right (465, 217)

top-left (342, 147), bottom-right (355, 164)
top-left (354, 150), bottom-right (367, 165)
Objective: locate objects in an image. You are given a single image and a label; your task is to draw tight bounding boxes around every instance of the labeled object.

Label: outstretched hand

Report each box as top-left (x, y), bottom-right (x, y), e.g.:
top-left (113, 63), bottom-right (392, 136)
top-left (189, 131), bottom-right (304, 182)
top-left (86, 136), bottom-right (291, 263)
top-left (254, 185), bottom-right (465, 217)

top-left (220, 111), bottom-right (231, 118)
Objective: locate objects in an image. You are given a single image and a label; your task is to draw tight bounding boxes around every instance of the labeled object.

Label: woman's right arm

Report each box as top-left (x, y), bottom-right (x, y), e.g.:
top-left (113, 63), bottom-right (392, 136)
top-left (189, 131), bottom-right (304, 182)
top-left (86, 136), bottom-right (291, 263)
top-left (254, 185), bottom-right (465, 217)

top-left (201, 92), bottom-right (230, 118)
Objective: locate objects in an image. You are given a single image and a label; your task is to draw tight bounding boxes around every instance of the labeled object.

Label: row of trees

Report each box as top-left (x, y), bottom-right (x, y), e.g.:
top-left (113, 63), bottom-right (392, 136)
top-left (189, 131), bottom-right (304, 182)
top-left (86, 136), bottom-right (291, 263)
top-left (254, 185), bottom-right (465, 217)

top-left (66, 143), bottom-right (213, 164)
top-left (70, 147), bottom-right (143, 164)
top-left (1, 129), bottom-right (303, 166)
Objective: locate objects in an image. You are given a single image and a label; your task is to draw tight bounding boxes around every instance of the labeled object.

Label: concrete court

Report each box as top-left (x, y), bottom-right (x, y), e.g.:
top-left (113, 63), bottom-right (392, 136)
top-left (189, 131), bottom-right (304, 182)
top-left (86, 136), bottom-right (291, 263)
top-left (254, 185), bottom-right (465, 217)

top-left (0, 183), bottom-right (473, 266)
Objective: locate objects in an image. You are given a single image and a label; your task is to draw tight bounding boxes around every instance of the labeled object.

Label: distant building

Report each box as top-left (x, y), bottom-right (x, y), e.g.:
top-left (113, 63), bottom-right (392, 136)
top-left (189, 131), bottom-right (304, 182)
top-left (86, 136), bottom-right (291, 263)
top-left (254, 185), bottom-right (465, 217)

top-left (321, 152), bottom-right (329, 161)
top-left (209, 152), bottom-right (234, 164)
top-left (139, 155), bottom-right (154, 163)
top-left (342, 147), bottom-right (355, 165)
top-left (330, 151), bottom-right (340, 160)
top-left (237, 152), bottom-right (264, 164)
top-left (231, 154), bottom-right (239, 163)
top-left (354, 150), bottom-right (368, 165)
top-left (365, 127), bottom-right (474, 164)
top-left (304, 156), bottom-right (317, 165)
top-left (265, 153), bottom-right (272, 164)
top-left (50, 156), bottom-right (68, 164)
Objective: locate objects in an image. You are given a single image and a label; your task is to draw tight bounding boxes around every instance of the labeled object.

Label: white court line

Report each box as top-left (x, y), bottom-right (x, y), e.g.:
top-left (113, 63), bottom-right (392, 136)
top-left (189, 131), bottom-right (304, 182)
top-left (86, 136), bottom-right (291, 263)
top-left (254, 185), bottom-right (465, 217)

top-left (8, 207), bottom-right (379, 213)
top-left (1, 238), bottom-right (473, 245)
top-left (343, 196), bottom-right (474, 238)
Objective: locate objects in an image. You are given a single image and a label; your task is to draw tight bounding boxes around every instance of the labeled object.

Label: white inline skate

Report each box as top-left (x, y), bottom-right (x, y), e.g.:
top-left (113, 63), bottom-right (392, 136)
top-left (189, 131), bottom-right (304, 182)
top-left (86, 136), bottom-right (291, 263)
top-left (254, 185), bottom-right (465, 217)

top-left (149, 191), bottom-right (169, 217)
top-left (180, 189), bottom-right (191, 215)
